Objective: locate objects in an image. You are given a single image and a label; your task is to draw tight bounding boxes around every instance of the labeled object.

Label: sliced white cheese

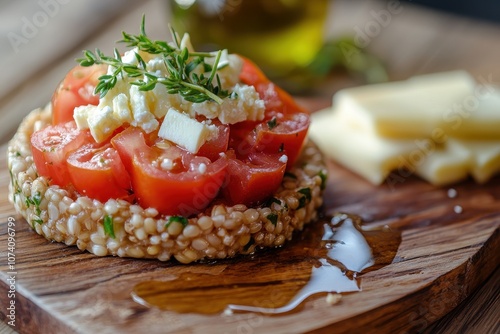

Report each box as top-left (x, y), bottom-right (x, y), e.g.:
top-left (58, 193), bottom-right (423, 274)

top-left (309, 108), bottom-right (420, 185)
top-left (310, 107), bottom-right (500, 186)
top-left (451, 138), bottom-right (500, 183)
top-left (335, 71), bottom-right (485, 138)
top-left (414, 140), bottom-right (471, 186)
top-left (158, 108), bottom-right (218, 154)
top-left (444, 86), bottom-right (500, 139)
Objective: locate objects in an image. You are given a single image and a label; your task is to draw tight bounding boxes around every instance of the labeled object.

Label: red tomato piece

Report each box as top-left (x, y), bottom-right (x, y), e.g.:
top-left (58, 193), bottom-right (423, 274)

top-left (197, 123), bottom-right (230, 162)
top-left (229, 113), bottom-right (309, 168)
top-left (67, 143), bottom-right (132, 202)
top-left (239, 56), bottom-right (307, 117)
top-left (31, 121), bottom-right (92, 187)
top-left (222, 151), bottom-right (286, 206)
top-left (253, 112), bottom-right (310, 167)
top-left (112, 127), bottom-right (228, 216)
top-left (52, 64), bottom-right (107, 125)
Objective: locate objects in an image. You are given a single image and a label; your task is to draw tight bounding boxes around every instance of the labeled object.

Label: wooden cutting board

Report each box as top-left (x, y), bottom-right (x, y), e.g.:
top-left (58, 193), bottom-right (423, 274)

top-left (1, 109), bottom-right (499, 333)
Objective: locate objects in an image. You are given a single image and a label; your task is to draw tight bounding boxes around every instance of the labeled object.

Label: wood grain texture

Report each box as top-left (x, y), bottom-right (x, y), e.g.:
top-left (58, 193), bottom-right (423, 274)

top-left (1, 127), bottom-right (499, 333)
top-left (423, 268), bottom-right (499, 334)
top-left (2, 1), bottom-right (500, 332)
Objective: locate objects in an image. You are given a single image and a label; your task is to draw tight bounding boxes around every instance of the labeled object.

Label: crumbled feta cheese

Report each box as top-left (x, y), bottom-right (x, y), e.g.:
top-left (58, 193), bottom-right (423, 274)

top-left (158, 108), bottom-right (218, 153)
top-left (99, 75), bottom-right (130, 108)
top-left (112, 93), bottom-right (132, 123)
top-left (74, 40), bottom-right (262, 143)
top-left (189, 84), bottom-right (265, 124)
top-left (73, 105), bottom-right (91, 129)
top-left (151, 84), bottom-right (183, 119)
top-left (129, 85), bottom-right (159, 133)
top-left (87, 106), bottom-right (121, 143)
top-left (207, 51), bottom-right (243, 90)
top-left (146, 57), bottom-right (167, 74)
top-left (121, 48), bottom-right (140, 66)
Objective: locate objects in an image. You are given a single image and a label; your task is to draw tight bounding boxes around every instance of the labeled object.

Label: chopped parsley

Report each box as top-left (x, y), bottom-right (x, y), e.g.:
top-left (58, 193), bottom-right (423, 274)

top-left (103, 215), bottom-right (116, 238)
top-left (318, 170), bottom-right (327, 190)
top-left (243, 237), bottom-right (255, 251)
top-left (267, 117), bottom-right (278, 130)
top-left (166, 215), bottom-right (188, 228)
top-left (267, 213), bottom-right (278, 226)
top-left (297, 187), bottom-right (312, 209)
top-left (266, 197), bottom-right (281, 206)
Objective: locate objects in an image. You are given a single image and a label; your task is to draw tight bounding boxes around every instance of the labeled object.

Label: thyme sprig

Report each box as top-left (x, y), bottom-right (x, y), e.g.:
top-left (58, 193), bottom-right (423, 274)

top-left (77, 16), bottom-right (229, 104)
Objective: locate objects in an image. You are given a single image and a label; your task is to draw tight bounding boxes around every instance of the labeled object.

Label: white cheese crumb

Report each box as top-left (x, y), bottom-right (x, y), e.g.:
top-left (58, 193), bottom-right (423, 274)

top-left (112, 93), bottom-right (132, 123)
top-left (160, 158), bottom-right (173, 171)
top-left (73, 105), bottom-right (91, 129)
top-left (75, 45), bottom-right (256, 142)
top-left (129, 85), bottom-right (159, 133)
top-left (279, 155), bottom-right (288, 164)
top-left (210, 52), bottom-right (243, 90)
top-left (87, 106), bottom-right (120, 143)
top-left (326, 293), bottom-right (342, 305)
top-left (188, 84), bottom-right (265, 124)
top-left (222, 308), bottom-right (234, 316)
top-left (454, 205), bottom-right (463, 214)
top-left (198, 163), bottom-right (207, 174)
top-left (447, 188), bottom-right (458, 198)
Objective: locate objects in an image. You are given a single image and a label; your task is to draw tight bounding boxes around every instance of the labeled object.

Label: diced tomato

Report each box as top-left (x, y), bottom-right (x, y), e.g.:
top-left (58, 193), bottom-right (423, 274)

top-left (197, 123), bottom-right (230, 162)
top-left (253, 113), bottom-right (310, 167)
top-left (52, 64), bottom-right (107, 125)
top-left (31, 121), bottom-right (93, 187)
top-left (222, 151), bottom-right (286, 206)
top-left (239, 56), bottom-right (307, 117)
top-left (229, 112), bottom-right (309, 168)
top-left (236, 57), bottom-right (310, 167)
top-left (112, 127), bottom-right (228, 216)
top-left (67, 143), bottom-right (131, 202)
top-left (32, 54), bottom-right (310, 212)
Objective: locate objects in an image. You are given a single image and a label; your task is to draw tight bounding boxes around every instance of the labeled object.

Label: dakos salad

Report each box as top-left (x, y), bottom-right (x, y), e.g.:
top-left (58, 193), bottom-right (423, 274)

top-left (8, 17), bottom-right (327, 263)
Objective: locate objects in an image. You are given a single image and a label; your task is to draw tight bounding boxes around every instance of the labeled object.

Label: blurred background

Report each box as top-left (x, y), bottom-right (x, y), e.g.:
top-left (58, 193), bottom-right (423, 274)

top-left (1, 0), bottom-right (500, 143)
top-left (1, 2), bottom-right (499, 333)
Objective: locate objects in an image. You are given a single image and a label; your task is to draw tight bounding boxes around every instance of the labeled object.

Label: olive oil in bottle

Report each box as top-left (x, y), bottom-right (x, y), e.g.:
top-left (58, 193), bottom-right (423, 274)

top-left (170, 0), bottom-right (329, 92)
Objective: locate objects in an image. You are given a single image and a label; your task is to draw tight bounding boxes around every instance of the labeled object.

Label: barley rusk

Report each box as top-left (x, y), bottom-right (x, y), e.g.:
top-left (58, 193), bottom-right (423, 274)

top-left (7, 106), bottom-right (327, 263)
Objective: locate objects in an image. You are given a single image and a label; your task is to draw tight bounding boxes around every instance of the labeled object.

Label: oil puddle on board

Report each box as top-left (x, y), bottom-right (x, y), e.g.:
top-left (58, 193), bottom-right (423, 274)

top-left (132, 213), bottom-right (401, 315)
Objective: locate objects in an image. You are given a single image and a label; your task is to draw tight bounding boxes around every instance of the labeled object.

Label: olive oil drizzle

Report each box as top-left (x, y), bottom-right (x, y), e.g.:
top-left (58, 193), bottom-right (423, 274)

top-left (132, 213), bottom-right (401, 315)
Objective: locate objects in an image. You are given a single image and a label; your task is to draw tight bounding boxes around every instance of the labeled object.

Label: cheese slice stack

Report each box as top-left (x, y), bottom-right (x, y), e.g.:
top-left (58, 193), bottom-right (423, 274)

top-left (309, 71), bottom-right (500, 186)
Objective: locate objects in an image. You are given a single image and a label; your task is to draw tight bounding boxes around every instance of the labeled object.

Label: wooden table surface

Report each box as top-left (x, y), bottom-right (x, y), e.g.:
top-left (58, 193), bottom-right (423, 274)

top-left (1, 0), bottom-right (499, 333)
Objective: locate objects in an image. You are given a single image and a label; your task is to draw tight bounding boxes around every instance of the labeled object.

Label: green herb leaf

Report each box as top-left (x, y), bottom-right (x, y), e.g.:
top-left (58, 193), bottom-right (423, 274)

top-left (104, 215), bottom-right (116, 238)
top-left (267, 213), bottom-right (278, 226)
top-left (318, 170), bottom-right (327, 190)
top-left (266, 197), bottom-right (281, 206)
top-left (297, 187), bottom-right (312, 209)
top-left (267, 117), bottom-right (278, 130)
top-left (298, 187), bottom-right (311, 201)
top-left (166, 215), bottom-right (188, 228)
top-left (78, 16), bottom-right (229, 103)
top-left (243, 237), bottom-right (255, 251)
